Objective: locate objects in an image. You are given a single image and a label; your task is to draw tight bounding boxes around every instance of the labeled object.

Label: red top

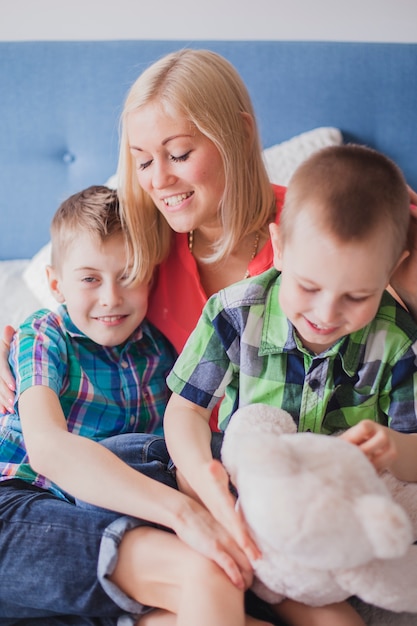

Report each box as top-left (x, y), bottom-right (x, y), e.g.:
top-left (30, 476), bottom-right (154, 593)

top-left (147, 185), bottom-right (286, 354)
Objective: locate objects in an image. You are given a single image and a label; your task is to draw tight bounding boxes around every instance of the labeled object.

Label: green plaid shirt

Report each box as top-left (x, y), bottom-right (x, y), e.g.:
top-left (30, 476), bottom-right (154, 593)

top-left (167, 268), bottom-right (417, 434)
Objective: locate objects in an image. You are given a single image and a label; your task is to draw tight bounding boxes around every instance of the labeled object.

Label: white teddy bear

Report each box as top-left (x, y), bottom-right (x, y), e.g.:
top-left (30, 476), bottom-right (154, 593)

top-left (221, 404), bottom-right (417, 614)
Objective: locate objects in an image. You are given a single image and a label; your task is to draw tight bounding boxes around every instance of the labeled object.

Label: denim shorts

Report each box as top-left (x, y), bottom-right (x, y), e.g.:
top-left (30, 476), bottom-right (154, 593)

top-left (0, 433), bottom-right (177, 625)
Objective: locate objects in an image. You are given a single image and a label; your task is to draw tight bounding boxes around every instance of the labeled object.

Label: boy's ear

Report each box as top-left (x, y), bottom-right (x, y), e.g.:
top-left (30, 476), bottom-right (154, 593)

top-left (388, 249), bottom-right (410, 284)
top-left (269, 222), bottom-right (283, 271)
top-left (46, 265), bottom-right (65, 303)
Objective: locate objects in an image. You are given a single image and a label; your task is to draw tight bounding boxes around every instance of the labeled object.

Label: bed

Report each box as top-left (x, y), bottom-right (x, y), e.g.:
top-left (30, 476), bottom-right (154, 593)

top-left (1, 39), bottom-right (417, 624)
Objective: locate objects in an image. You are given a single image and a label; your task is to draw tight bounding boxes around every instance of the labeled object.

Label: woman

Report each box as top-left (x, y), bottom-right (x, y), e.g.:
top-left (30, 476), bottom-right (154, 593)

top-left (117, 49), bottom-right (283, 355)
top-left (0, 49), bottom-right (291, 626)
top-left (1, 49), bottom-right (417, 625)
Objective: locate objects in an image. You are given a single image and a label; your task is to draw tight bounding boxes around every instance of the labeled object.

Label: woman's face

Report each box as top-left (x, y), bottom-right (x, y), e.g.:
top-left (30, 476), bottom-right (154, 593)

top-left (127, 103), bottom-right (226, 234)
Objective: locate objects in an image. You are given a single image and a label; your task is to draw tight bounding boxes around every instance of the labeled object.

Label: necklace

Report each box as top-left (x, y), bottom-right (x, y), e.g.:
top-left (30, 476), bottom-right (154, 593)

top-left (188, 230), bottom-right (260, 279)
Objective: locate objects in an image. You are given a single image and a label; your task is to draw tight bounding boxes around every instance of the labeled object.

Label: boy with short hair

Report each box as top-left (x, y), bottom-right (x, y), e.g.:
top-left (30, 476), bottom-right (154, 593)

top-left (1, 185), bottom-right (271, 626)
top-left (164, 145), bottom-right (417, 626)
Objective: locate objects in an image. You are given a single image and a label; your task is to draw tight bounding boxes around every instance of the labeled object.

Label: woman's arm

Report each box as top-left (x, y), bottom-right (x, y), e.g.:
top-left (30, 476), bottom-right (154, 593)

top-left (19, 385), bottom-right (253, 589)
top-left (0, 325), bottom-right (16, 412)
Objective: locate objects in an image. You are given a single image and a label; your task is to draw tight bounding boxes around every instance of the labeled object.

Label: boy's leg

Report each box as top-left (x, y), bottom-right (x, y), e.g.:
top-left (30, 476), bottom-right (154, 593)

top-left (273, 598), bottom-right (366, 626)
top-left (98, 434), bottom-right (176, 489)
top-left (110, 526), bottom-right (279, 626)
top-left (138, 611), bottom-right (277, 626)
top-left (0, 481), bottom-right (142, 621)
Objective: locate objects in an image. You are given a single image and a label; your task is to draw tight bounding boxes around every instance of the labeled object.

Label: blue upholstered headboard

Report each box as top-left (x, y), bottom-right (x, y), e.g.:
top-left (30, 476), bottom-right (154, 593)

top-left (1, 40), bottom-right (417, 260)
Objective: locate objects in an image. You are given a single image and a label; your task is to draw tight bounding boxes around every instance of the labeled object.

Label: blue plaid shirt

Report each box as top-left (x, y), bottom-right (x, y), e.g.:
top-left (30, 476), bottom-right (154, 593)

top-left (168, 269), bottom-right (417, 434)
top-left (0, 305), bottom-right (176, 498)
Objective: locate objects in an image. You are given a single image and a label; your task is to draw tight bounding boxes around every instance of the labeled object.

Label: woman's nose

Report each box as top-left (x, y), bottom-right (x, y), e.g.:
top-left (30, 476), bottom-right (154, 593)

top-left (151, 160), bottom-right (176, 189)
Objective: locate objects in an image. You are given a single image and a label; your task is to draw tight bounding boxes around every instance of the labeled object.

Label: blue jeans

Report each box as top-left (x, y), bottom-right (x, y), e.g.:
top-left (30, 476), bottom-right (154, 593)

top-left (0, 434), bottom-right (176, 625)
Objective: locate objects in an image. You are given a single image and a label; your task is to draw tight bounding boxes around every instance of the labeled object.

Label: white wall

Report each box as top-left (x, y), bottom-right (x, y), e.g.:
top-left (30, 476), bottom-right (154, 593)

top-left (1, 0), bottom-right (417, 43)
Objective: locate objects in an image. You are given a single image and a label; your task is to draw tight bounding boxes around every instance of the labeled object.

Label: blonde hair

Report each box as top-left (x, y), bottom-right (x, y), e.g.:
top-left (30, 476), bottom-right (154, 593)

top-left (50, 185), bottom-right (142, 277)
top-left (280, 144), bottom-right (410, 265)
top-left (118, 48), bottom-right (275, 279)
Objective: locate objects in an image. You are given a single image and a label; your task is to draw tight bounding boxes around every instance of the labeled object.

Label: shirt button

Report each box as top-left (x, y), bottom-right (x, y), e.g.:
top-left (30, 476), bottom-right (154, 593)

top-left (130, 415), bottom-right (136, 425)
top-left (309, 379), bottom-right (320, 390)
top-left (121, 360), bottom-right (129, 369)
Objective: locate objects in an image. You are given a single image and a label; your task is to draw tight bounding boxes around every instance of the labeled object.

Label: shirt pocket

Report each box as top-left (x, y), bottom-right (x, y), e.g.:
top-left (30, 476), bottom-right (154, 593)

top-left (322, 385), bottom-right (382, 433)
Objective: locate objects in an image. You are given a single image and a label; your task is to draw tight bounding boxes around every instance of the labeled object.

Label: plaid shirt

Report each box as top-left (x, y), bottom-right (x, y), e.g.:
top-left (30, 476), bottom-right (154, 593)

top-left (167, 268), bottom-right (417, 434)
top-left (0, 305), bottom-right (176, 498)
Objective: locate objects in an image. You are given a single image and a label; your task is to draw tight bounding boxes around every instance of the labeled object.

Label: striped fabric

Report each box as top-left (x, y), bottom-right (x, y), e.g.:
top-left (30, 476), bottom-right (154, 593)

top-left (0, 305), bottom-right (176, 498)
top-left (168, 269), bottom-right (417, 434)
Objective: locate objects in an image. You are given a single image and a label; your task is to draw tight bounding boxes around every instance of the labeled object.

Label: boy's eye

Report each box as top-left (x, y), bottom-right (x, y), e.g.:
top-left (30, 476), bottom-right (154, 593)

top-left (81, 276), bottom-right (98, 284)
top-left (346, 294), bottom-right (369, 303)
top-left (299, 284), bottom-right (318, 293)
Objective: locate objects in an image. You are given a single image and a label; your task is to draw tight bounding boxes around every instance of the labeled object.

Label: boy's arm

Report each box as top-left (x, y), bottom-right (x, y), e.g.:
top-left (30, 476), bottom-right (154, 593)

top-left (164, 392), bottom-right (261, 562)
top-left (18, 385), bottom-right (254, 589)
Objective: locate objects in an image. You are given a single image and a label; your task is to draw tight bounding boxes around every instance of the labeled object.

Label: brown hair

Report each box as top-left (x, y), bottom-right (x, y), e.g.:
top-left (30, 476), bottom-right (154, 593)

top-left (280, 144), bottom-right (410, 264)
top-left (117, 48), bottom-right (275, 278)
top-left (50, 185), bottom-right (140, 277)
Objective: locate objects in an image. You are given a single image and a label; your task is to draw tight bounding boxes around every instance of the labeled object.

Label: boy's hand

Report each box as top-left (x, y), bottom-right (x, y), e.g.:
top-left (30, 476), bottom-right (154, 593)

top-left (341, 420), bottom-right (397, 472)
top-left (172, 494), bottom-right (254, 590)
top-left (201, 458), bottom-right (262, 563)
top-left (0, 325), bottom-right (16, 413)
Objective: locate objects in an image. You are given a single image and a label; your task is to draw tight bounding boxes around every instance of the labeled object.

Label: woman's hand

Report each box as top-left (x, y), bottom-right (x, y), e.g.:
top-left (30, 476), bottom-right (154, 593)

top-left (340, 420), bottom-right (397, 473)
top-left (0, 325), bottom-right (16, 413)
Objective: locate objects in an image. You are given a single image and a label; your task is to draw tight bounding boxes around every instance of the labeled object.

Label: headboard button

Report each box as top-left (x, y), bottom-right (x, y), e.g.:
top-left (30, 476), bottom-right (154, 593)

top-left (62, 151), bottom-right (76, 164)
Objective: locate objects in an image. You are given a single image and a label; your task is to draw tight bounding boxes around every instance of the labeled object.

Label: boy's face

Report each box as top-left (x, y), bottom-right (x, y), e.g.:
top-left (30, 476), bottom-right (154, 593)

top-left (270, 209), bottom-right (397, 354)
top-left (47, 232), bottom-right (149, 347)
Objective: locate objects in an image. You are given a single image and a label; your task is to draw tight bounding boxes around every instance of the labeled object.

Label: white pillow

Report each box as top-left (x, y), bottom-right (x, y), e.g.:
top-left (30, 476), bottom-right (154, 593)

top-left (0, 260), bottom-right (44, 330)
top-left (22, 241), bottom-right (56, 311)
top-left (263, 127), bottom-right (343, 185)
top-left (23, 127), bottom-right (342, 307)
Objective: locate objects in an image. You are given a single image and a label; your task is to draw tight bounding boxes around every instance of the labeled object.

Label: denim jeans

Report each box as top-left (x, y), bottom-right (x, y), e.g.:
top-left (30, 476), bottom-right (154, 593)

top-left (0, 433), bottom-right (176, 625)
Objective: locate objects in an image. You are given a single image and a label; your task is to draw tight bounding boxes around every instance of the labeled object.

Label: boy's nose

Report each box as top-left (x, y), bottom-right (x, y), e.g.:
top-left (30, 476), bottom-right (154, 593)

top-left (100, 284), bottom-right (122, 307)
top-left (316, 296), bottom-right (340, 325)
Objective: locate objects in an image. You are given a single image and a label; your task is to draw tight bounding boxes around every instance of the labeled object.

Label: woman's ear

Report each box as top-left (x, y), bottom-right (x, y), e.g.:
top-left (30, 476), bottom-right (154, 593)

top-left (46, 265), bottom-right (65, 303)
top-left (269, 222), bottom-right (283, 271)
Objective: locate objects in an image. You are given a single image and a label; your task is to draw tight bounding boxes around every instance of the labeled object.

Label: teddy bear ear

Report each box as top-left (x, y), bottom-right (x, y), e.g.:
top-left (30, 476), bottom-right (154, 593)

top-left (355, 495), bottom-right (413, 559)
top-left (226, 404), bottom-right (297, 439)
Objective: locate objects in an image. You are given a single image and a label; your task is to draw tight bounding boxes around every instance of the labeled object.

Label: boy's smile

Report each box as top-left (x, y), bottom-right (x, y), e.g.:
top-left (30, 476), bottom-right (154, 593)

top-left (271, 209), bottom-right (396, 354)
top-left (47, 232), bottom-right (149, 347)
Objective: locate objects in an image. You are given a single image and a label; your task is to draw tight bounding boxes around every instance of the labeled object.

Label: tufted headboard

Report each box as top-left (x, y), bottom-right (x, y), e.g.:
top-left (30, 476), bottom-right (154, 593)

top-left (1, 40), bottom-right (417, 260)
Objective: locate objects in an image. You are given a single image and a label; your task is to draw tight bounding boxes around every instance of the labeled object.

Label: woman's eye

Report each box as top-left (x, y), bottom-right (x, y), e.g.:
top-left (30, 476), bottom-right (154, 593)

top-left (170, 151), bottom-right (191, 163)
top-left (138, 159), bottom-right (152, 171)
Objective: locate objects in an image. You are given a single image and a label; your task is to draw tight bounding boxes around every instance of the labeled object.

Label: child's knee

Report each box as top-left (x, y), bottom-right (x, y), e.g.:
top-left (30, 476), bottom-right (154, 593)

top-left (182, 549), bottom-right (233, 591)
